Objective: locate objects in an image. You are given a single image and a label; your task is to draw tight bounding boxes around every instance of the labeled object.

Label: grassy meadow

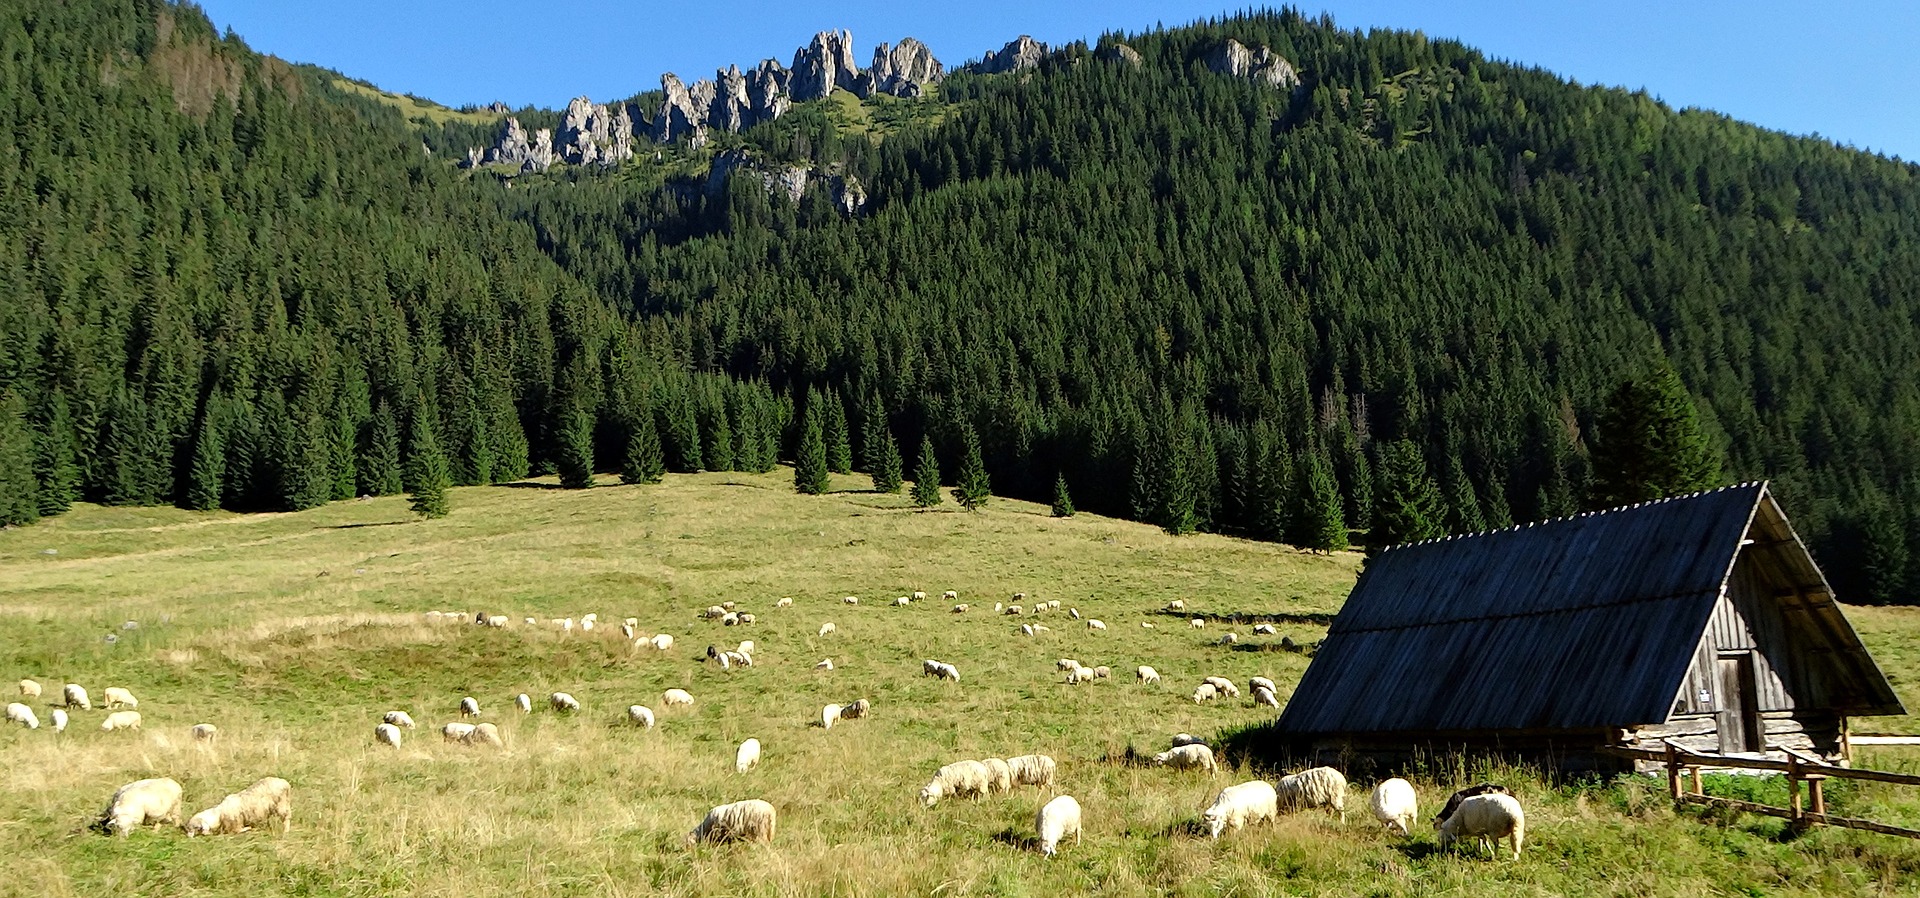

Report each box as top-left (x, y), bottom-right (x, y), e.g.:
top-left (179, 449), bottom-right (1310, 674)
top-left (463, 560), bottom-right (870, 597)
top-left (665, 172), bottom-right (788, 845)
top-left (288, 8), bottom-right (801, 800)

top-left (4, 469), bottom-right (1920, 897)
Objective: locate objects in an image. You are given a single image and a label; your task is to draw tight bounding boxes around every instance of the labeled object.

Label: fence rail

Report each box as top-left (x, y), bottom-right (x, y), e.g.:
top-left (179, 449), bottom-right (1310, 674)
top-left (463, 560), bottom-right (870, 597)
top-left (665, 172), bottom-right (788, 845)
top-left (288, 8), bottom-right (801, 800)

top-left (1597, 740), bottom-right (1920, 839)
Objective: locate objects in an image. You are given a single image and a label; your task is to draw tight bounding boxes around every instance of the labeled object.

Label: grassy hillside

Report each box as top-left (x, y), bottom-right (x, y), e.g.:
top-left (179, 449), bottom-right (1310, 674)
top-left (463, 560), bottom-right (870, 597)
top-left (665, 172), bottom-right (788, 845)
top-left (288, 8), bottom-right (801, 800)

top-left (4, 475), bottom-right (1920, 896)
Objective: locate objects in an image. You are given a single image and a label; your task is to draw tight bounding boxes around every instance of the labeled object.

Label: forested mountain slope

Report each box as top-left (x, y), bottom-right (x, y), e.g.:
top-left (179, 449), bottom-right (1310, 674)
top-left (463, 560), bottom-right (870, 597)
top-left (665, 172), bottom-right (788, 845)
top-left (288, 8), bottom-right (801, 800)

top-left (2, 3), bottom-right (1917, 601)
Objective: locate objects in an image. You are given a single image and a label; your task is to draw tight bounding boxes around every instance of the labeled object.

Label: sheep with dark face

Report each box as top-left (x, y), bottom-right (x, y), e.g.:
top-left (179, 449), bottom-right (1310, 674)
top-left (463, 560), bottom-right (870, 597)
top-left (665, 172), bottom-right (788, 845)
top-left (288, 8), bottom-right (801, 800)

top-left (94, 778), bottom-right (183, 837)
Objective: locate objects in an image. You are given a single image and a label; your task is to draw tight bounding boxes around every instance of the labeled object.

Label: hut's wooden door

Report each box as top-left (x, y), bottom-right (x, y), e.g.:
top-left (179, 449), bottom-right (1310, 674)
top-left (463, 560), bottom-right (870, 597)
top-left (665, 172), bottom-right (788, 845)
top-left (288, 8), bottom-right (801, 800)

top-left (1717, 653), bottom-right (1762, 753)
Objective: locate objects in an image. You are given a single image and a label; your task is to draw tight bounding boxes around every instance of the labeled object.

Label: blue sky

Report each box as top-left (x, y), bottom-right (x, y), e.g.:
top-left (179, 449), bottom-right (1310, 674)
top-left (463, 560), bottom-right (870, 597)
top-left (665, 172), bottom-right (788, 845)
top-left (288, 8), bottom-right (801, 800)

top-left (194, 1), bottom-right (1920, 161)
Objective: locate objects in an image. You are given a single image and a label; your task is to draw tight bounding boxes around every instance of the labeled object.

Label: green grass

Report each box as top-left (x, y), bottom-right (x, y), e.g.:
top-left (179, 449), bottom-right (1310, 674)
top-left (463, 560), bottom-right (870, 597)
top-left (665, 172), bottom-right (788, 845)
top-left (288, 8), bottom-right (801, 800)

top-left (4, 470), bottom-right (1920, 897)
top-left (329, 78), bottom-right (502, 127)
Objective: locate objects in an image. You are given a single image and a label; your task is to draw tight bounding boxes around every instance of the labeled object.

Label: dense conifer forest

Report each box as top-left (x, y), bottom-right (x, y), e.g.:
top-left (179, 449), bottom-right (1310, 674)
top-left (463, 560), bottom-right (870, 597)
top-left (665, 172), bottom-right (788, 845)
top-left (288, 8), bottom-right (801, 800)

top-left (2, 1), bottom-right (1917, 602)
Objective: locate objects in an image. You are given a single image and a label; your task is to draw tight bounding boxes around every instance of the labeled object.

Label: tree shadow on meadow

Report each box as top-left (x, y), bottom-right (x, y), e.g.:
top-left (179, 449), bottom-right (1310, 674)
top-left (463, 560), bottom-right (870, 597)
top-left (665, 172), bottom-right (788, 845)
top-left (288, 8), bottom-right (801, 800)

top-left (324, 520), bottom-right (412, 530)
top-left (991, 827), bottom-right (1039, 852)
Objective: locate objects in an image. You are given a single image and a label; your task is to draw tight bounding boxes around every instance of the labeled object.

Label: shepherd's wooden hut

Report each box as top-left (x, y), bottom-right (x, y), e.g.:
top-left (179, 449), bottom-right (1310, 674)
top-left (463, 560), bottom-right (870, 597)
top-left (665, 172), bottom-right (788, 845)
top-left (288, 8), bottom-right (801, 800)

top-left (1274, 482), bottom-right (1903, 773)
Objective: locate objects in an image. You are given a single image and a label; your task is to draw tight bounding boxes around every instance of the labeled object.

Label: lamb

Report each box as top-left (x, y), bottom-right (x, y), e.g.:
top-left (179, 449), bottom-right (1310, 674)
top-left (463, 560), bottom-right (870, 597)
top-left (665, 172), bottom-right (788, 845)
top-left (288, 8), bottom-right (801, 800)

top-left (374, 723), bottom-right (403, 747)
top-left (815, 659), bottom-right (834, 671)
top-left (820, 703), bottom-right (843, 729)
top-left (1276, 766), bottom-right (1348, 821)
top-left (1436, 792), bottom-right (1525, 859)
top-left (383, 710), bottom-right (417, 729)
top-left (663, 688), bottom-right (695, 708)
top-left (1433, 783), bottom-right (1510, 826)
top-left (628, 705), bottom-right (656, 728)
top-left (842, 699), bottom-right (871, 719)
top-left (776, 597), bottom-right (793, 608)
top-left (919, 760), bottom-right (993, 806)
top-left (50, 708), bottom-right (66, 733)
top-left (736, 738), bottom-right (761, 773)
top-left (63, 683), bottom-right (91, 710)
top-left (1006, 753), bottom-right (1058, 788)
top-left (1136, 666), bottom-right (1161, 684)
top-left (549, 692), bottom-right (581, 712)
top-left (1370, 778), bottom-right (1419, 836)
top-left (1171, 733), bottom-right (1205, 748)
top-left (100, 710), bottom-right (142, 732)
top-left (1203, 780), bottom-right (1280, 839)
top-left (950, 604), bottom-right (969, 613)
top-left (651, 633), bottom-right (675, 651)
top-left (6, 702), bottom-right (38, 729)
top-left (516, 693), bottom-right (533, 714)
top-left (1034, 795), bottom-right (1083, 857)
top-left (185, 776), bottom-right (293, 836)
top-left (1252, 686), bottom-right (1282, 708)
top-left (1192, 683), bottom-right (1218, 703)
top-left (459, 696), bottom-right (480, 718)
top-left (18, 678), bottom-right (41, 698)
top-left (94, 777), bottom-right (183, 837)
top-left (1151, 743), bottom-right (1217, 773)
top-left (190, 723), bottom-right (219, 743)
top-left (818, 622), bottom-right (836, 637)
top-left (686, 799), bottom-right (777, 846)
top-left (981, 757), bottom-right (1014, 794)
top-left (459, 722), bottom-right (505, 748)
top-left (441, 722), bottom-right (475, 742)
top-left (1086, 619), bottom-right (1106, 631)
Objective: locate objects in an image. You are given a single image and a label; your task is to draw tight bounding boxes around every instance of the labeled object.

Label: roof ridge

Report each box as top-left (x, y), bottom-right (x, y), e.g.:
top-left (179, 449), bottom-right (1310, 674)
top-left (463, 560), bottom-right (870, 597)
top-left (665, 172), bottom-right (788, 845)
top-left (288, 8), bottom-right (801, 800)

top-left (1369, 481), bottom-right (1770, 557)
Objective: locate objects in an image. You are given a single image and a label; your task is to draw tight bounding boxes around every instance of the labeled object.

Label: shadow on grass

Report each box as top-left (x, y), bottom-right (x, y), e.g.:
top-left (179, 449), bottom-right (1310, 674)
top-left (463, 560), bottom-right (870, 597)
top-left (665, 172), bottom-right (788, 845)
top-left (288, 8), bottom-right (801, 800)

top-left (1150, 818), bottom-right (1211, 839)
top-left (1227, 640), bottom-right (1318, 655)
top-left (1393, 841), bottom-right (1444, 862)
top-left (991, 827), bottom-right (1038, 852)
top-left (1157, 609), bottom-right (1336, 626)
top-left (326, 521), bottom-right (411, 530)
top-left (1100, 745), bottom-right (1157, 768)
top-left (490, 481), bottom-right (570, 491)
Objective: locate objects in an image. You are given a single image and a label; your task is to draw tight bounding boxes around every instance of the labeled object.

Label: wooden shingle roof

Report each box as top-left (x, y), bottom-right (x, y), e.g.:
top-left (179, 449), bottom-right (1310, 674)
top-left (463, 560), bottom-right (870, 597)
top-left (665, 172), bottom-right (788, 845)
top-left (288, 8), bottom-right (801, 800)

top-left (1274, 482), bottom-right (1903, 736)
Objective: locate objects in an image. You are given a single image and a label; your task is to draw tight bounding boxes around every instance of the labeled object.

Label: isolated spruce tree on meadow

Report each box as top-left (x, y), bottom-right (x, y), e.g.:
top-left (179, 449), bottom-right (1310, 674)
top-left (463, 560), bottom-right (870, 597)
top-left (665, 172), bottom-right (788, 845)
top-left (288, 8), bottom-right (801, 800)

top-left (951, 427), bottom-right (990, 511)
top-left (794, 408), bottom-right (830, 495)
top-left (910, 436), bottom-right (942, 508)
top-left (405, 410), bottom-right (451, 519)
top-left (870, 425), bottom-right (903, 493)
top-left (1051, 473), bottom-right (1076, 518)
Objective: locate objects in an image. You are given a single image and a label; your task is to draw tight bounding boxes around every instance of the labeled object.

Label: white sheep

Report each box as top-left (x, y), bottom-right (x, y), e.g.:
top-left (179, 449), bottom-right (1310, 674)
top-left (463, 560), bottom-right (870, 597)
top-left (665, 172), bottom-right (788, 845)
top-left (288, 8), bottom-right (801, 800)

top-left (1252, 687), bottom-right (1281, 708)
top-left (1086, 619), bottom-right (1106, 630)
top-left (516, 693), bottom-right (533, 714)
top-left (1005, 605), bottom-right (1024, 616)
top-left (459, 696), bottom-right (480, 718)
top-left (843, 596), bottom-right (859, 605)
top-left (1433, 783), bottom-right (1510, 826)
top-left (737, 640), bottom-right (755, 655)
top-left (1166, 599), bottom-right (1186, 612)
top-left (459, 722), bottom-right (504, 748)
top-left (920, 760), bottom-right (993, 806)
top-left (943, 590), bottom-right (958, 600)
top-left (722, 612), bottom-right (740, 626)
top-left (931, 662), bottom-right (960, 682)
top-left (486, 615), bottom-right (508, 628)
top-left (982, 757), bottom-right (1014, 794)
top-left (6, 702), bottom-right (39, 729)
top-left (686, 799), bottom-right (777, 846)
top-left (1069, 608), bottom-right (1080, 620)
top-left (820, 703), bottom-right (843, 729)
top-left (912, 591), bottom-right (927, 601)
top-left (621, 622), bottom-right (635, 640)
top-left (1436, 793), bottom-right (1525, 859)
top-left (190, 723), bottom-right (218, 743)
top-left (1192, 683), bottom-right (1218, 703)
top-left (94, 777), bottom-right (183, 836)
top-left (1203, 676), bottom-right (1240, 697)
top-left (1171, 733), bottom-right (1205, 748)
top-left (63, 683), bottom-right (91, 710)
top-left (951, 604), bottom-right (969, 613)
top-left (1055, 659), bottom-right (1081, 671)
top-left (18, 678), bottom-right (42, 698)
top-left (628, 705), bottom-right (656, 728)
top-left (100, 710), bottom-right (142, 732)
top-left (704, 605), bottom-right (727, 619)
top-left (719, 603), bottom-right (734, 612)
top-left (1253, 623), bottom-right (1278, 636)
top-left (50, 708), bottom-right (67, 733)
top-left (723, 650), bottom-right (752, 668)
top-left (1093, 666), bottom-right (1112, 680)
top-left (1006, 754), bottom-right (1058, 788)
top-left (776, 597), bottom-right (793, 608)
top-left (818, 622), bottom-right (836, 637)
top-left (1035, 795), bottom-right (1083, 857)
top-left (1370, 778), bottom-right (1419, 836)
top-left (441, 722), bottom-right (475, 742)
top-left (383, 710), bottom-right (417, 729)
top-left (1152, 743), bottom-right (1217, 773)
top-left (185, 776), bottom-right (292, 836)
top-left (1249, 676), bottom-right (1277, 694)
top-left (1013, 592), bottom-right (1028, 601)
top-left (549, 692), bottom-right (580, 713)
top-left (894, 596), bottom-right (911, 607)
top-left (1065, 666), bottom-right (1096, 685)
top-left (1276, 766), bottom-right (1348, 821)
top-left (1020, 624), bottom-right (1034, 635)
top-left (1136, 666), bottom-right (1161, 684)
top-left (524, 617), bottom-right (537, 626)
top-left (1218, 632), bottom-right (1239, 645)
top-left (1203, 780), bottom-right (1280, 839)
top-left (994, 602), bottom-right (1003, 613)
top-left (1048, 600), bottom-right (1061, 611)
top-left (374, 723), bottom-right (403, 748)
top-left (736, 737), bottom-right (762, 773)
top-left (663, 688), bottom-right (694, 708)
top-left (1141, 622), bottom-right (1155, 629)
top-left (651, 633), bottom-right (675, 651)
top-left (842, 698), bottom-right (872, 719)
top-left (1190, 618), bottom-right (1205, 629)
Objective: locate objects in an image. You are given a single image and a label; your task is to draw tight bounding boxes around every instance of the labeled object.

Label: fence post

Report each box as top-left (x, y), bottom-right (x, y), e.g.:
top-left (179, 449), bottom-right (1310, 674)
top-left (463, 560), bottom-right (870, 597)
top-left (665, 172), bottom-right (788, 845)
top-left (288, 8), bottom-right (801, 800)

top-left (1788, 755), bottom-right (1803, 823)
top-left (1667, 743), bottom-right (1682, 800)
top-left (1808, 774), bottom-right (1828, 817)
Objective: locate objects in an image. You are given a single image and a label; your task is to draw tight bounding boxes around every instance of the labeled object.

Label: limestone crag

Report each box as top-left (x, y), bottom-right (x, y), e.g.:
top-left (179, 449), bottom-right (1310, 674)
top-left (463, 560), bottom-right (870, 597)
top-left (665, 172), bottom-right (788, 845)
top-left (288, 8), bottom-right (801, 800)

top-left (522, 127), bottom-right (554, 173)
top-left (707, 148), bottom-right (868, 214)
top-left (746, 60), bottom-right (791, 123)
top-left (556, 96), bottom-right (634, 166)
top-left (481, 116), bottom-right (535, 167)
top-left (1204, 39), bottom-right (1298, 90)
top-left (655, 74), bottom-right (712, 147)
top-left (1097, 42), bottom-right (1142, 67)
top-left (969, 35), bottom-right (1046, 74)
top-left (869, 38), bottom-right (943, 97)
top-left (789, 30), bottom-right (861, 101)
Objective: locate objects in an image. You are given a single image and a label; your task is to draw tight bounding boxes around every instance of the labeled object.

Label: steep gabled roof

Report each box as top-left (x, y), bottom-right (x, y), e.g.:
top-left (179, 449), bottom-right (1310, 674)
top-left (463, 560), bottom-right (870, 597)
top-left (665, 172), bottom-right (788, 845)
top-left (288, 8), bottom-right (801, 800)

top-left (1274, 483), bottom-right (1903, 736)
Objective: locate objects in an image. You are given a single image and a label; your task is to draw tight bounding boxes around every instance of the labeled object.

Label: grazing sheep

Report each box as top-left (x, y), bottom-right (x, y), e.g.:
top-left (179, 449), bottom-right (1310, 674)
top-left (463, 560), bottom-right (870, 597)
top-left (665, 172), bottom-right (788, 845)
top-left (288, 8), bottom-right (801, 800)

top-left (843, 596), bottom-right (859, 605)
top-left (1093, 666), bottom-right (1112, 680)
top-left (951, 604), bottom-right (969, 613)
top-left (1065, 666), bottom-right (1096, 685)
top-left (1055, 659), bottom-right (1082, 672)
top-left (1436, 793), bottom-right (1525, 859)
top-left (719, 603), bottom-right (734, 613)
top-left (737, 640), bottom-right (755, 655)
top-left (737, 612), bottom-right (756, 625)
top-left (723, 650), bottom-right (753, 668)
top-left (63, 683), bottom-right (91, 710)
top-left (663, 688), bottom-right (695, 708)
top-left (1370, 778), bottom-right (1419, 836)
top-left (1203, 780), bottom-right (1280, 839)
top-left (383, 710), bottom-right (417, 729)
top-left (981, 758), bottom-right (1014, 794)
top-left (919, 760), bottom-right (993, 806)
top-left (776, 597), bottom-right (793, 608)
top-left (815, 659), bottom-right (834, 671)
top-left (524, 617), bottom-right (536, 625)
top-left (190, 723), bottom-right (218, 743)
top-left (1434, 783), bottom-right (1511, 826)
top-left (19, 678), bottom-right (42, 698)
top-left (374, 723), bottom-right (403, 748)
top-left (1006, 754), bottom-right (1058, 788)
top-left (1141, 622), bottom-right (1155, 629)
top-left (943, 590), bottom-right (958, 600)
top-left (1086, 619), bottom-right (1106, 631)
top-left (704, 606), bottom-right (726, 619)
top-left (94, 777), bottom-right (183, 837)
top-left (1192, 683), bottom-right (1218, 703)
top-left (1005, 605), bottom-right (1024, 616)
top-left (185, 776), bottom-right (293, 836)
top-left (912, 591), bottom-right (927, 601)
top-left (1276, 766), bottom-right (1348, 821)
top-left (580, 617), bottom-right (595, 633)
top-left (894, 596), bottom-right (911, 607)
top-left (100, 711), bottom-right (142, 732)
top-left (1031, 623), bottom-right (1052, 633)
top-left (1013, 592), bottom-right (1028, 602)
top-left (1069, 608), bottom-right (1080, 620)
top-left (6, 702), bottom-right (39, 729)
top-left (1252, 623), bottom-right (1278, 635)
top-left (1218, 632), bottom-right (1239, 645)
top-left (722, 612), bottom-right (740, 626)
top-left (441, 722), bottom-right (476, 742)
top-left (621, 622), bottom-right (635, 640)
top-left (486, 615), bottom-right (508, 628)
top-left (460, 722), bottom-right (504, 748)
top-left (820, 703), bottom-right (843, 729)
top-left (1203, 677), bottom-right (1240, 698)
top-left (1136, 666), bottom-right (1161, 684)
top-left (1019, 624), bottom-right (1034, 635)
top-left (459, 697), bottom-right (480, 718)
top-left (516, 693), bottom-right (533, 714)
top-left (1252, 687), bottom-right (1281, 708)
top-left (50, 708), bottom-right (67, 733)
top-left (1190, 618), bottom-right (1205, 629)
top-left (736, 738), bottom-right (761, 773)
top-left (1167, 599), bottom-right (1186, 612)
top-left (1152, 743), bottom-right (1217, 773)
top-left (994, 603), bottom-right (1003, 613)
top-left (686, 799), bottom-right (777, 846)
top-left (1035, 795), bottom-right (1083, 857)
top-left (549, 692), bottom-right (580, 713)
top-left (1171, 733), bottom-right (1205, 748)
top-left (1249, 676), bottom-right (1277, 694)
top-left (627, 705), bottom-right (656, 728)
top-left (818, 622), bottom-right (836, 637)
top-left (842, 699), bottom-right (872, 719)
top-left (931, 662), bottom-right (960, 682)
top-left (651, 633), bottom-right (675, 651)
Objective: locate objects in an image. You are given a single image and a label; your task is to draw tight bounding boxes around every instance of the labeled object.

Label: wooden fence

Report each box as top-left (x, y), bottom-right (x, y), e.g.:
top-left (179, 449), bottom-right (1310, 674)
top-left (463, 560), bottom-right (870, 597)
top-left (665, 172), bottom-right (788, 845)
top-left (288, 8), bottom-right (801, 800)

top-left (1599, 740), bottom-right (1920, 839)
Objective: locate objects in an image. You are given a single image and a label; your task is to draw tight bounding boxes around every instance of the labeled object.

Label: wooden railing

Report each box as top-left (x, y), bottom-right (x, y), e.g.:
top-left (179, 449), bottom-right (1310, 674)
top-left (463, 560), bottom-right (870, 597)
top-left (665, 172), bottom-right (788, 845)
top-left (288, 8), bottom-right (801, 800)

top-left (1598, 740), bottom-right (1920, 839)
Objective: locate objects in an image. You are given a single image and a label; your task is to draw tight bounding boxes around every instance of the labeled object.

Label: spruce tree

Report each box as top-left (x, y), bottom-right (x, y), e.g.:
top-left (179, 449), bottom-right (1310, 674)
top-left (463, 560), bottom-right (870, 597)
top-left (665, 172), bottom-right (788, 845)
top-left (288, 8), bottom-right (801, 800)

top-left (951, 426), bottom-right (990, 511)
top-left (556, 404), bottom-right (596, 489)
top-left (1586, 363), bottom-right (1723, 509)
top-left (1291, 450), bottom-right (1348, 553)
top-left (823, 391), bottom-right (852, 474)
top-left (406, 408), bottom-right (452, 519)
top-left (330, 403), bottom-right (359, 500)
top-left (794, 407), bottom-right (830, 495)
top-left (621, 410), bottom-right (666, 485)
top-left (1443, 456), bottom-right (1487, 534)
top-left (911, 436), bottom-right (943, 508)
top-left (360, 403), bottom-right (404, 496)
top-left (30, 392), bottom-right (79, 516)
top-left (1051, 473), bottom-right (1076, 518)
top-left (0, 391), bottom-right (41, 527)
top-left (281, 405), bottom-right (335, 511)
top-left (870, 425), bottom-right (903, 493)
top-left (1369, 440), bottom-right (1444, 549)
top-left (184, 405), bottom-right (225, 511)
